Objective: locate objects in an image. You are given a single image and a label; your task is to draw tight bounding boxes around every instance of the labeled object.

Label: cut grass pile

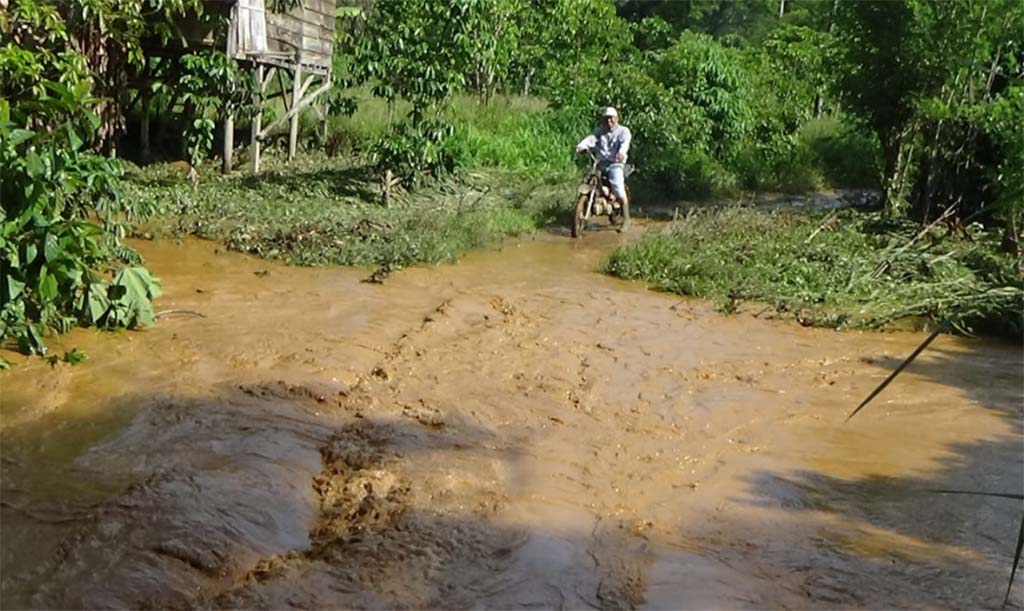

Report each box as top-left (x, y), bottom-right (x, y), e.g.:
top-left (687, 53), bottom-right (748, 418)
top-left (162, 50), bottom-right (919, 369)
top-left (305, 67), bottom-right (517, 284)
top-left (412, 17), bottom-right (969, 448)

top-left (606, 206), bottom-right (1022, 335)
top-left (128, 153), bottom-right (569, 269)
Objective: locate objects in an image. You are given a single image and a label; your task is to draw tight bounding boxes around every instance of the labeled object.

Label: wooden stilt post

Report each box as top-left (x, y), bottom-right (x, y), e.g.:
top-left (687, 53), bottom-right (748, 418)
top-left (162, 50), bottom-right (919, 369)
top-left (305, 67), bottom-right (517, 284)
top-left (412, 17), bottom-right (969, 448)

top-left (252, 64), bottom-right (264, 173)
top-left (320, 73), bottom-right (330, 141)
top-left (321, 101), bottom-right (328, 142)
top-left (222, 112), bottom-right (234, 174)
top-left (288, 64), bottom-right (301, 161)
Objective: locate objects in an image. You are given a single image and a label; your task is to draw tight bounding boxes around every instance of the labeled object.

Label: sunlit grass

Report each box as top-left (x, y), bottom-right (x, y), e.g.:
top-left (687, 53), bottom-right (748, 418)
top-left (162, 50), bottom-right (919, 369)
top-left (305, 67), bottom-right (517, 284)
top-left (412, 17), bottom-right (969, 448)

top-left (606, 206), bottom-right (1023, 336)
top-left (128, 153), bottom-right (568, 269)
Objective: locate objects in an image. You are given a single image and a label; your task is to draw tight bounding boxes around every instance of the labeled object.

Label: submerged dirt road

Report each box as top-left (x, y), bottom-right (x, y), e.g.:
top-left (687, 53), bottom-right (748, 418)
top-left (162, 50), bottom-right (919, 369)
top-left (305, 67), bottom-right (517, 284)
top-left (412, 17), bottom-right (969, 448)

top-left (2, 226), bottom-right (1022, 609)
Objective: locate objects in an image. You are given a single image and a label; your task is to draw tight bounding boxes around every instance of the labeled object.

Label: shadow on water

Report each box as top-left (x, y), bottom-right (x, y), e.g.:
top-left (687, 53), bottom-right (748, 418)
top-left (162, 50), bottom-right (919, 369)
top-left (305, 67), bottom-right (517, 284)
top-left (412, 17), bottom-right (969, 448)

top-left (737, 339), bottom-right (1023, 608)
top-left (0, 382), bottom-right (631, 610)
top-left (867, 342), bottom-right (1024, 421)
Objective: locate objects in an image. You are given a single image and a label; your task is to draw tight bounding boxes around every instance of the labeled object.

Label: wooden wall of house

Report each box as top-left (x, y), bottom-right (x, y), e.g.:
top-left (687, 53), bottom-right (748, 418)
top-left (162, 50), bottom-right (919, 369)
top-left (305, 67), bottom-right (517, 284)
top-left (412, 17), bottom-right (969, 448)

top-left (266, 0), bottom-right (334, 70)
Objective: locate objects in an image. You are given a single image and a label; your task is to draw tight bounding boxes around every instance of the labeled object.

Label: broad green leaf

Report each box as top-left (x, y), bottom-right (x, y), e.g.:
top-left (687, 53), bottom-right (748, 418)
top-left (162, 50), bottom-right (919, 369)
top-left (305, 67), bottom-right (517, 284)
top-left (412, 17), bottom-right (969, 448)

top-left (25, 324), bottom-right (45, 355)
top-left (109, 267), bottom-right (162, 327)
top-left (25, 149), bottom-right (45, 178)
top-left (62, 348), bottom-right (87, 365)
top-left (85, 282), bottom-right (110, 324)
top-left (43, 232), bottom-right (60, 261)
top-left (8, 129), bottom-right (34, 147)
top-left (39, 269), bottom-right (58, 300)
top-left (66, 124), bottom-right (83, 151)
top-left (6, 275), bottom-right (26, 301)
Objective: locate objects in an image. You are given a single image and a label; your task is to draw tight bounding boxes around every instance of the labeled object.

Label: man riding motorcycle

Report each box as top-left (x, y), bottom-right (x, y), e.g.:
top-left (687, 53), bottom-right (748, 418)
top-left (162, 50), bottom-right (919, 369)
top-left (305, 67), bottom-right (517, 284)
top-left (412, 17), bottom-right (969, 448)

top-left (574, 106), bottom-right (632, 232)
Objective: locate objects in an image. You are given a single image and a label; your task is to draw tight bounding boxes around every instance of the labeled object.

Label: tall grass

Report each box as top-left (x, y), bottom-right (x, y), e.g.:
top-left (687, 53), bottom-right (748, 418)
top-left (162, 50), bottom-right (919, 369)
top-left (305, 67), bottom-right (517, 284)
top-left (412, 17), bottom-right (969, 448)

top-left (323, 92), bottom-right (584, 182)
top-left (448, 104), bottom-right (585, 181)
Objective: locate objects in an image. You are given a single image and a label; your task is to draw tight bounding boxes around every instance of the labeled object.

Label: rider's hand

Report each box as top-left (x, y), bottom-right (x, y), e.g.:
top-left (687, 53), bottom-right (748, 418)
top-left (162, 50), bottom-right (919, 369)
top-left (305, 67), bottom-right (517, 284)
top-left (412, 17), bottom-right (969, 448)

top-left (575, 146), bottom-right (584, 154)
top-left (615, 152), bottom-right (625, 162)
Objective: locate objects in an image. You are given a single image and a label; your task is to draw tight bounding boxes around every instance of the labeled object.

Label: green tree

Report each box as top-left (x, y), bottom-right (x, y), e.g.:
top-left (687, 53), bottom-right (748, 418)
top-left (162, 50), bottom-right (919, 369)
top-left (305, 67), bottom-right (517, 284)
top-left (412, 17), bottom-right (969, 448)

top-left (1, 2), bottom-right (164, 357)
top-left (354, 0), bottom-right (481, 200)
top-left (830, 0), bottom-right (926, 213)
top-left (831, 0), bottom-right (1023, 226)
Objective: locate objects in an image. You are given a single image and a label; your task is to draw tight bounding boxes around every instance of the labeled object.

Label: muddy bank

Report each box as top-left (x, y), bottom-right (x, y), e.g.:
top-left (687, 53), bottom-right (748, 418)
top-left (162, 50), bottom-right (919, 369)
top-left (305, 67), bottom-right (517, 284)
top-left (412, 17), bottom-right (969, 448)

top-left (2, 228), bottom-right (1022, 609)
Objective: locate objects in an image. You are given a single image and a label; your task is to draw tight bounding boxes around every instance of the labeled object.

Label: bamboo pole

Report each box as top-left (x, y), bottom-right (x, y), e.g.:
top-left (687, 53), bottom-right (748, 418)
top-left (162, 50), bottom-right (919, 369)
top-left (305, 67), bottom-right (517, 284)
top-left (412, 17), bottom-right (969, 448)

top-left (288, 64), bottom-right (302, 161)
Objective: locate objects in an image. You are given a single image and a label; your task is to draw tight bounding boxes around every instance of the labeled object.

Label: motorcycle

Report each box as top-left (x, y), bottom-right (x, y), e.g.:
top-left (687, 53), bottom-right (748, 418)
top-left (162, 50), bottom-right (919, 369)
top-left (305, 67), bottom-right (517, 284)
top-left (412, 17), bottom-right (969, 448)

top-left (571, 154), bottom-right (634, 238)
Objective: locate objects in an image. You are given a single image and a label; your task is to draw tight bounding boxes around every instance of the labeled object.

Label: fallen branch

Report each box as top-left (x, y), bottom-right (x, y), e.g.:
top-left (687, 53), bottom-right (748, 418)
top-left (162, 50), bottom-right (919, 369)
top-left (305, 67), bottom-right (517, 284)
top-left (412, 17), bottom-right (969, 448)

top-left (871, 202), bottom-right (959, 278)
top-left (804, 210), bottom-right (841, 244)
top-left (155, 309), bottom-right (207, 319)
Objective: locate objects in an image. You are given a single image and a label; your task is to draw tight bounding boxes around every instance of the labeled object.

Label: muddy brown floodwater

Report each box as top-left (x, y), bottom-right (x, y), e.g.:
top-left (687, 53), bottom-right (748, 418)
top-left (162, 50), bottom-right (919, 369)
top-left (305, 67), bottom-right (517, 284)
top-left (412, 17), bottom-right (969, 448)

top-left (2, 224), bottom-right (1022, 610)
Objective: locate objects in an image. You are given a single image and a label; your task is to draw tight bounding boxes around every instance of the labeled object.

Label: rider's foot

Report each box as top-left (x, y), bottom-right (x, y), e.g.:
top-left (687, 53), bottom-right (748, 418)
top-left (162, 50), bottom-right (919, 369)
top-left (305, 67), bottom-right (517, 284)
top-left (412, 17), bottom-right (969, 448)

top-left (617, 217), bottom-right (631, 233)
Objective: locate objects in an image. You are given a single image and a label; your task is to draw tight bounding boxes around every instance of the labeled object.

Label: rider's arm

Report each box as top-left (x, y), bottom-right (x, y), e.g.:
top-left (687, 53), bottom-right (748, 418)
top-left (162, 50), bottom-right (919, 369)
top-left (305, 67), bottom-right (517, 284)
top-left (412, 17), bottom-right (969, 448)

top-left (615, 128), bottom-right (632, 161)
top-left (575, 134), bottom-right (597, 153)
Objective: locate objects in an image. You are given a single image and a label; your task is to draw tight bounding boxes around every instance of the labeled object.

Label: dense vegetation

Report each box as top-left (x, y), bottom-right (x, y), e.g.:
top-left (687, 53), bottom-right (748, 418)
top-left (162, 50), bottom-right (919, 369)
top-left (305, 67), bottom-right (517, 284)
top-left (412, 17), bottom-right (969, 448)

top-left (2, 0), bottom-right (1022, 357)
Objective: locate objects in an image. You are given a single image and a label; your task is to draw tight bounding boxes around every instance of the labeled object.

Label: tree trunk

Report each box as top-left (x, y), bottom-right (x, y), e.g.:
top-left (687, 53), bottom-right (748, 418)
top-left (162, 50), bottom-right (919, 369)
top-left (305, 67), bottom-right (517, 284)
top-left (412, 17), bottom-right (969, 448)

top-left (71, 27), bottom-right (127, 156)
top-left (880, 127), bottom-right (913, 218)
top-left (140, 93), bottom-right (152, 163)
top-left (381, 169), bottom-right (393, 208)
top-left (288, 65), bottom-right (302, 161)
top-left (814, 0), bottom-right (841, 118)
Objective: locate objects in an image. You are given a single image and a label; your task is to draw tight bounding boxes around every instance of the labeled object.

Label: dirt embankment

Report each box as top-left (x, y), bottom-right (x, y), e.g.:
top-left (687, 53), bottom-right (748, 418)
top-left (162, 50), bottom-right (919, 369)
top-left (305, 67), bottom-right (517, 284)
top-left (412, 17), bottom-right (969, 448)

top-left (2, 230), bottom-right (1021, 609)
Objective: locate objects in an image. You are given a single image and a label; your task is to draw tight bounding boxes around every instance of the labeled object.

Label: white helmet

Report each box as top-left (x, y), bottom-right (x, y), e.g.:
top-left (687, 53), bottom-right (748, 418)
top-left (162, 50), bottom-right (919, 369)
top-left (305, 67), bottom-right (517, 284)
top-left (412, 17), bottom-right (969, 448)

top-left (602, 106), bottom-right (619, 118)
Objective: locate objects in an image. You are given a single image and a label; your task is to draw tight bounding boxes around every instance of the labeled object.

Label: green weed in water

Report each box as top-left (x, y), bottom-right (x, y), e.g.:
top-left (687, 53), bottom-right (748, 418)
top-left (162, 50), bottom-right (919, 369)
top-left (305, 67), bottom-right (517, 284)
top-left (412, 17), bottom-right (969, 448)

top-left (128, 153), bottom-right (567, 269)
top-left (606, 206), bottom-right (1022, 336)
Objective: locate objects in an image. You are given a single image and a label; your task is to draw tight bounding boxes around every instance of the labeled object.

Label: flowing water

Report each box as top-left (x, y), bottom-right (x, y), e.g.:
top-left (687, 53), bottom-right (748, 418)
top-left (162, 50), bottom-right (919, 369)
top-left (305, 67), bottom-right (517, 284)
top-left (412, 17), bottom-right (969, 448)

top-left (2, 225), bottom-right (1022, 609)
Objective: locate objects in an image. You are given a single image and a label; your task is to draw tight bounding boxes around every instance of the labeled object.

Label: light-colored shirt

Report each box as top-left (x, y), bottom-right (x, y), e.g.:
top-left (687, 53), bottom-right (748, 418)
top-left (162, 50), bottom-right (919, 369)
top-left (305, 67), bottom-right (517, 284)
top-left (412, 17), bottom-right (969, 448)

top-left (577, 124), bottom-right (632, 164)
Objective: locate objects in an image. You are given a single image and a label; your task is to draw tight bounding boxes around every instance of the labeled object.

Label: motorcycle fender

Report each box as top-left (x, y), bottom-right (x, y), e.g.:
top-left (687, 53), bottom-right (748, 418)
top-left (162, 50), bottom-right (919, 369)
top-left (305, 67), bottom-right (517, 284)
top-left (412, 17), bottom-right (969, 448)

top-left (577, 184), bottom-right (594, 195)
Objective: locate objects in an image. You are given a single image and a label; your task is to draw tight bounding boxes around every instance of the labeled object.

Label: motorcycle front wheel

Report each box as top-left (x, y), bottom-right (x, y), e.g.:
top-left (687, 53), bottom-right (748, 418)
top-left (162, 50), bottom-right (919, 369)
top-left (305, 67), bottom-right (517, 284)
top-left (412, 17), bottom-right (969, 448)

top-left (571, 194), bottom-right (588, 238)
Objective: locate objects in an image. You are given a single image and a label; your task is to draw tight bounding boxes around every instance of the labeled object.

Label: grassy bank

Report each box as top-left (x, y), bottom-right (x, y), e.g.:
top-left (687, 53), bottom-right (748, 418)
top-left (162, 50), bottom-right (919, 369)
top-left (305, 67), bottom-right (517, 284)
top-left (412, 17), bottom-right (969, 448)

top-left (129, 153), bottom-right (568, 271)
top-left (607, 207), bottom-right (1022, 336)
top-left (129, 94), bottom-right (590, 272)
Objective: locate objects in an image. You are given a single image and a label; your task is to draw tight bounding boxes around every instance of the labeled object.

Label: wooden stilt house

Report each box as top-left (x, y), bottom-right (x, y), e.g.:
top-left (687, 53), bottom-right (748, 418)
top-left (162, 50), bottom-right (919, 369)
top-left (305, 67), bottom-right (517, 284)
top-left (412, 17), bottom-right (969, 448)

top-left (167, 0), bottom-right (335, 172)
top-left (227, 0), bottom-right (335, 172)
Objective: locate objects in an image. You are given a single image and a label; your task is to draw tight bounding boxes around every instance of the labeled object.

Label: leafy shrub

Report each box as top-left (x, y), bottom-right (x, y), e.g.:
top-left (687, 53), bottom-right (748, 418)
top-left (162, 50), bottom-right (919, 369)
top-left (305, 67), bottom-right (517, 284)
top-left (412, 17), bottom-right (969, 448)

top-left (799, 117), bottom-right (880, 188)
top-left (176, 51), bottom-right (255, 167)
top-left (1, 5), bottom-right (161, 357)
